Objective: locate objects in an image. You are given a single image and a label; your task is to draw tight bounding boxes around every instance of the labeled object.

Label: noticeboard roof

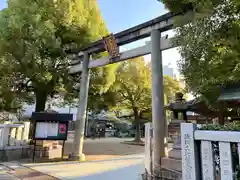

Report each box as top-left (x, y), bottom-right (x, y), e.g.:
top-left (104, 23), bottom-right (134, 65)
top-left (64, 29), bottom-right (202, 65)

top-left (31, 112), bottom-right (73, 122)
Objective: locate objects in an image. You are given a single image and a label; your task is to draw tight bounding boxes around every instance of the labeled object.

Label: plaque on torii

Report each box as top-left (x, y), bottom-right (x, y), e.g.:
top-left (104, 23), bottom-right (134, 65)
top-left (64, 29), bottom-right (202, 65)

top-left (102, 34), bottom-right (120, 63)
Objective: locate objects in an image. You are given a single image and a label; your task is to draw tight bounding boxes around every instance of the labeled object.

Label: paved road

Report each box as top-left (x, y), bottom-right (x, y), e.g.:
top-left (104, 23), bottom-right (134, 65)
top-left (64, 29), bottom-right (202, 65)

top-left (24, 154), bottom-right (145, 180)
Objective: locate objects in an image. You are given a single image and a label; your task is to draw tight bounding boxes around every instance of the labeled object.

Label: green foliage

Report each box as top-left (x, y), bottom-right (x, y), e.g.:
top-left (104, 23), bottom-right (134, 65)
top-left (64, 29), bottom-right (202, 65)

top-left (0, 72), bottom-right (28, 112)
top-left (107, 59), bottom-right (185, 141)
top-left (161, 0), bottom-right (240, 107)
top-left (160, 0), bottom-right (194, 14)
top-left (110, 59), bottom-right (185, 121)
top-left (110, 58), bottom-right (151, 141)
top-left (200, 122), bottom-right (240, 131)
top-left (111, 58), bottom-right (151, 118)
top-left (160, 0), bottom-right (225, 14)
top-left (164, 75), bottom-right (186, 104)
top-left (0, 0), bottom-right (116, 111)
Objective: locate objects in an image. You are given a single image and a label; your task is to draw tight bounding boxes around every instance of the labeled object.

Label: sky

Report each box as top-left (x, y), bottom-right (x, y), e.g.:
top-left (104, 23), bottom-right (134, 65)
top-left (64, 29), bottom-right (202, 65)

top-left (96, 0), bottom-right (186, 104)
top-left (0, 0), bottom-right (182, 116)
top-left (97, 0), bottom-right (180, 73)
top-left (0, 0), bottom-right (5, 10)
top-left (98, 0), bottom-right (166, 33)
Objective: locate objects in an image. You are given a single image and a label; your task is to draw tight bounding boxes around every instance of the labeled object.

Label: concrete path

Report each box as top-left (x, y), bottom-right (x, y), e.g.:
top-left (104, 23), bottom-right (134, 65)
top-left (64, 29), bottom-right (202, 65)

top-left (1, 162), bottom-right (58, 180)
top-left (23, 154), bottom-right (144, 180)
top-left (0, 165), bottom-right (20, 180)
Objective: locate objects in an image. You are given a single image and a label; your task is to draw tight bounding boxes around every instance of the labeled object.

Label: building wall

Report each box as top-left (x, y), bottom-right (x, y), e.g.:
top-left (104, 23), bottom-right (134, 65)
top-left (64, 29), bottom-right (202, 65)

top-left (163, 64), bottom-right (175, 78)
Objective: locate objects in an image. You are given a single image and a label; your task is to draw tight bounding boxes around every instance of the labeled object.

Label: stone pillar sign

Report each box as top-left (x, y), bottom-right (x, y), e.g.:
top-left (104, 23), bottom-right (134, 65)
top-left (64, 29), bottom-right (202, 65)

top-left (201, 141), bottom-right (215, 180)
top-left (181, 123), bottom-right (200, 180)
top-left (219, 142), bottom-right (233, 180)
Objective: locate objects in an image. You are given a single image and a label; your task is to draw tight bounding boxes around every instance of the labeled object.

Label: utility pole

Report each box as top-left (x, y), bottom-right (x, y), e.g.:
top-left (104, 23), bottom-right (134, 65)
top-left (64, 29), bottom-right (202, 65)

top-left (71, 52), bottom-right (90, 161)
top-left (151, 29), bottom-right (167, 175)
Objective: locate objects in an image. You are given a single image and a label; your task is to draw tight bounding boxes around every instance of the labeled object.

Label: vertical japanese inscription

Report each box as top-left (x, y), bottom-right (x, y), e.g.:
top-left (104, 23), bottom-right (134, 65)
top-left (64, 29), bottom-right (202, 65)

top-left (181, 123), bottom-right (199, 180)
top-left (219, 142), bottom-right (233, 180)
top-left (103, 34), bottom-right (120, 63)
top-left (144, 123), bottom-right (152, 173)
top-left (201, 141), bottom-right (215, 180)
top-left (183, 133), bottom-right (193, 180)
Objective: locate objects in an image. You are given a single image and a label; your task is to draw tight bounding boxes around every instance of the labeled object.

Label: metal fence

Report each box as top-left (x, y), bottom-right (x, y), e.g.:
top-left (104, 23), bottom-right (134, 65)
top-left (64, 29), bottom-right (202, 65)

top-left (142, 168), bottom-right (182, 180)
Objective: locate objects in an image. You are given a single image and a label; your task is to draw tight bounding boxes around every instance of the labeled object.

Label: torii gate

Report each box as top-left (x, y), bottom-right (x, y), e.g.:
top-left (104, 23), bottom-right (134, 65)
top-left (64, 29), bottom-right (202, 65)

top-left (68, 12), bottom-right (178, 173)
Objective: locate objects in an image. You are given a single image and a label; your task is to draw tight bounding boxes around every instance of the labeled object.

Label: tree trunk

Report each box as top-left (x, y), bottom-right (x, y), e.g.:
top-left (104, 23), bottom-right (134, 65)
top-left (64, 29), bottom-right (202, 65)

top-left (28, 90), bottom-right (48, 140)
top-left (35, 90), bottom-right (48, 112)
top-left (133, 109), bottom-right (141, 142)
top-left (135, 121), bottom-right (141, 142)
top-left (219, 112), bottom-right (225, 125)
top-left (218, 108), bottom-right (225, 125)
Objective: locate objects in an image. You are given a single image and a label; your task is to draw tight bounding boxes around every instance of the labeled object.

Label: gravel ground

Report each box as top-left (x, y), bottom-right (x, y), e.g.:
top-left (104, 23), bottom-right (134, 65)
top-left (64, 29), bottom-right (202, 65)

top-left (63, 137), bottom-right (144, 157)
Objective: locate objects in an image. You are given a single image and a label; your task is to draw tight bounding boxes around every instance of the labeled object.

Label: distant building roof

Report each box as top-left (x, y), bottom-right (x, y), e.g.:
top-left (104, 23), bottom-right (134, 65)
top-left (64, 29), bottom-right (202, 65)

top-left (217, 83), bottom-right (240, 102)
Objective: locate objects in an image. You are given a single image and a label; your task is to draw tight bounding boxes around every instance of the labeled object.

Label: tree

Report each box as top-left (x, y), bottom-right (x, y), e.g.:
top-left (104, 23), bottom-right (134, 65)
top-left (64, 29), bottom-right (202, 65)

top-left (0, 65), bottom-right (28, 113)
top-left (160, 0), bottom-right (240, 106)
top-left (164, 75), bottom-right (185, 104)
top-left (110, 58), bottom-right (185, 142)
top-left (111, 58), bottom-right (151, 142)
top-left (61, 70), bottom-right (119, 114)
top-left (0, 0), bottom-right (118, 112)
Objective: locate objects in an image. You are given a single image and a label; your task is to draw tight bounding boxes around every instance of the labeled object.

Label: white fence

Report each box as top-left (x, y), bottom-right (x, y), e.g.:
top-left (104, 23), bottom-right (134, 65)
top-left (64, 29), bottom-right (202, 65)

top-left (181, 123), bottom-right (240, 180)
top-left (0, 122), bottom-right (30, 150)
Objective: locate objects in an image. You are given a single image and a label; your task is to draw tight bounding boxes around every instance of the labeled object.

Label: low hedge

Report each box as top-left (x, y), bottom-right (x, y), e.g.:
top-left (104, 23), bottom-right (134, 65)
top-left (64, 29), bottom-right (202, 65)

top-left (199, 122), bottom-right (240, 131)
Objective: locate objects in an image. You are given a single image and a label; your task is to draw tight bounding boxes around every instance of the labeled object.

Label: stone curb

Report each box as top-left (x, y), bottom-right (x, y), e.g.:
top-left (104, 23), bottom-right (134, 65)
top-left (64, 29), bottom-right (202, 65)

top-left (120, 141), bottom-right (145, 146)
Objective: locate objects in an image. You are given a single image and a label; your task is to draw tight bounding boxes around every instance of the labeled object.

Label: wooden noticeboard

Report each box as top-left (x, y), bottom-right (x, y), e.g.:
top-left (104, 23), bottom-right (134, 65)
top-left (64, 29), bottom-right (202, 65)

top-left (31, 112), bottom-right (73, 161)
top-left (31, 112), bottom-right (73, 141)
top-left (34, 122), bottom-right (68, 141)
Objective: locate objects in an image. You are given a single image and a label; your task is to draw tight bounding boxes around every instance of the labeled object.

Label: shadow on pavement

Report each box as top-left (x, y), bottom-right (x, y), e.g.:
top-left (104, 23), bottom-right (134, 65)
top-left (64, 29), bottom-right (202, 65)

top-left (68, 163), bottom-right (144, 180)
top-left (24, 154), bottom-right (143, 168)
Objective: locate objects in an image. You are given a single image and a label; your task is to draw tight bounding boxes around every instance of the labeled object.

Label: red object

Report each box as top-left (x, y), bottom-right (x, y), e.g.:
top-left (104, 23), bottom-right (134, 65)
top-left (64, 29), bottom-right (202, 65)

top-left (59, 124), bottom-right (66, 134)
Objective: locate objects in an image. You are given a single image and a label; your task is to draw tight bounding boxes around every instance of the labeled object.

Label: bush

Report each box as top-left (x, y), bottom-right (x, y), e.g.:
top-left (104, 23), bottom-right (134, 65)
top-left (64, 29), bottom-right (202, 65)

top-left (199, 122), bottom-right (240, 131)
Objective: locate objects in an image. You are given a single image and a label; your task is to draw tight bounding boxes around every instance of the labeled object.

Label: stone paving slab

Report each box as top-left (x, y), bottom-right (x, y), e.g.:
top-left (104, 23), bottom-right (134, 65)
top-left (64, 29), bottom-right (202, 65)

top-left (0, 165), bottom-right (20, 180)
top-left (10, 168), bottom-right (59, 180)
top-left (2, 162), bottom-right (59, 180)
top-left (0, 172), bottom-right (18, 180)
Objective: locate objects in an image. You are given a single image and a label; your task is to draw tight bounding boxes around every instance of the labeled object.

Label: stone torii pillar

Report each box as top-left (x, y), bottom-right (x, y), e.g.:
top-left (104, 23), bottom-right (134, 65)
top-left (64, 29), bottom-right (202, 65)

top-left (151, 29), bottom-right (167, 174)
top-left (71, 52), bottom-right (90, 161)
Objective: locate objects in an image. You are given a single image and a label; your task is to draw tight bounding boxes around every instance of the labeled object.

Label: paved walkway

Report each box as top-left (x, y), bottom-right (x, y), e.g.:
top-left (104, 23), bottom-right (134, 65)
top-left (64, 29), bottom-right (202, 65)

top-left (1, 162), bottom-right (59, 180)
top-left (22, 154), bottom-right (144, 180)
top-left (0, 136), bottom-right (146, 180)
top-left (0, 165), bottom-right (20, 180)
top-left (63, 137), bottom-right (144, 157)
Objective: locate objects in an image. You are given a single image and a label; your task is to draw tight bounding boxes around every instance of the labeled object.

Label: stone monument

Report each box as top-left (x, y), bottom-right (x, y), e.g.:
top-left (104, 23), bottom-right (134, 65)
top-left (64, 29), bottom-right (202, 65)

top-left (162, 92), bottom-right (188, 172)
